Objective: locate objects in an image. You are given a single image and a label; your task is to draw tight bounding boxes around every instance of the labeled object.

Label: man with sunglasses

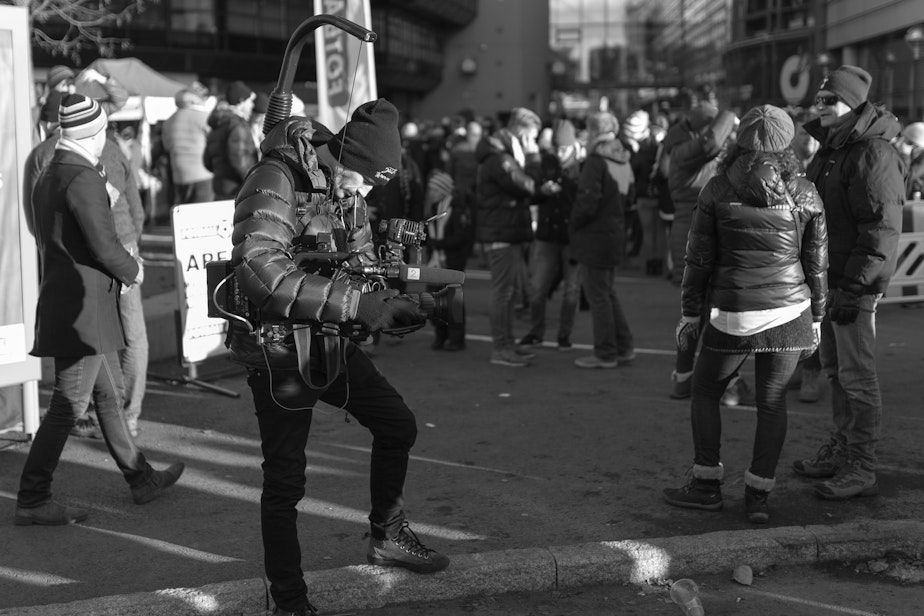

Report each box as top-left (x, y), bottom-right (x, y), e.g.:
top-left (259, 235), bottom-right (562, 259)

top-left (794, 65), bottom-right (905, 501)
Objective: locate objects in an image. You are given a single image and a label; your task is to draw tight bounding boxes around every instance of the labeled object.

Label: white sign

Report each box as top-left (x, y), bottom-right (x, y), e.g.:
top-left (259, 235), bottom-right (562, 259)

top-left (0, 324), bottom-right (26, 366)
top-left (172, 200), bottom-right (235, 364)
top-left (313, 0), bottom-right (378, 131)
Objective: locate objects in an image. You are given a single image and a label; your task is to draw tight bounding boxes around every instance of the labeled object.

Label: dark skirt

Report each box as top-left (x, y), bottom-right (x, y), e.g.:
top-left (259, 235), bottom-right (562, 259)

top-left (702, 308), bottom-right (813, 354)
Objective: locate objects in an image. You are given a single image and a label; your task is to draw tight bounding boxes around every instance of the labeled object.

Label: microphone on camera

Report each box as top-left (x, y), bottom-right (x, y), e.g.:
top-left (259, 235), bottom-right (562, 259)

top-left (397, 263), bottom-right (465, 285)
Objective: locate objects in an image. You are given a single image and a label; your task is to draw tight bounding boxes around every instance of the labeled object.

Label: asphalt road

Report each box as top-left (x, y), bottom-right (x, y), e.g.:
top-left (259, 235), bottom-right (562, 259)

top-left (1, 260), bottom-right (922, 612)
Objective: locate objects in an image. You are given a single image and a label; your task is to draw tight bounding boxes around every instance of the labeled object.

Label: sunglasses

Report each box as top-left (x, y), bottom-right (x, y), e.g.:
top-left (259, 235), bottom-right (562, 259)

top-left (815, 95), bottom-right (840, 107)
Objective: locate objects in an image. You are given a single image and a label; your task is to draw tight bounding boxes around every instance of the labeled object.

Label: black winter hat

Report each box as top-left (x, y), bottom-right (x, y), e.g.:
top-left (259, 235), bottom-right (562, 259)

top-left (226, 80), bottom-right (254, 105)
top-left (736, 104), bottom-right (794, 153)
top-left (818, 65), bottom-right (871, 109)
top-left (328, 99), bottom-right (401, 186)
top-left (40, 91), bottom-right (64, 123)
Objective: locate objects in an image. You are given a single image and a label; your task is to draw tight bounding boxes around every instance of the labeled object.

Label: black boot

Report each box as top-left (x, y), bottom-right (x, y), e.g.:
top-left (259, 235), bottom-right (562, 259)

top-left (745, 486), bottom-right (770, 524)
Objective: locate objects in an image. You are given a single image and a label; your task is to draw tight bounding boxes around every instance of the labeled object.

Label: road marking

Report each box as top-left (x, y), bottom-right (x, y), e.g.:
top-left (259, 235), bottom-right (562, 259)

top-left (0, 565), bottom-right (78, 587)
top-left (463, 333), bottom-right (674, 356)
top-left (738, 587), bottom-right (887, 615)
top-left (79, 526), bottom-right (243, 563)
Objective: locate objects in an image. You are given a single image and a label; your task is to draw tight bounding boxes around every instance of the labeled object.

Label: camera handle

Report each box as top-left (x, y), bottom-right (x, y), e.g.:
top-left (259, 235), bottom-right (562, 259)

top-left (263, 14), bottom-right (377, 136)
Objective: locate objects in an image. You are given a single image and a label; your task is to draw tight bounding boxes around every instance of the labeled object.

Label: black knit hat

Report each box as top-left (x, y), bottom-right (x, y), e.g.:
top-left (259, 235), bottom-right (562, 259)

top-left (40, 91), bottom-right (64, 123)
top-left (818, 65), bottom-right (871, 109)
top-left (736, 104), bottom-right (794, 153)
top-left (226, 80), bottom-right (254, 105)
top-left (328, 99), bottom-right (401, 186)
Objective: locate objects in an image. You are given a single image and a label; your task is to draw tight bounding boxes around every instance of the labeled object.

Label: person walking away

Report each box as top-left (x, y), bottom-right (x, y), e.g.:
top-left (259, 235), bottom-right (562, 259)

top-left (204, 80), bottom-right (258, 200)
top-left (793, 65), bottom-right (905, 501)
top-left (424, 170), bottom-right (474, 351)
top-left (570, 112), bottom-right (636, 369)
top-left (663, 105), bottom-right (828, 523)
top-left (475, 107), bottom-right (541, 367)
top-left (15, 94), bottom-right (183, 526)
top-left (517, 119), bottom-right (584, 351)
top-left (226, 99), bottom-right (450, 616)
top-left (162, 86), bottom-right (214, 205)
top-left (665, 105), bottom-right (739, 397)
top-left (620, 110), bottom-right (664, 277)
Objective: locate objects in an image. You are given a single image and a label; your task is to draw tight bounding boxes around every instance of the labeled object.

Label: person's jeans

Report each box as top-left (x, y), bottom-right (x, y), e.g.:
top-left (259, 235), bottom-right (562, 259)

top-left (578, 264), bottom-right (633, 360)
top-left (525, 240), bottom-right (580, 341)
top-left (488, 243), bottom-right (528, 350)
top-left (247, 342), bottom-right (417, 612)
top-left (118, 266), bottom-right (149, 421)
top-left (819, 293), bottom-right (883, 471)
top-left (18, 352), bottom-right (151, 507)
top-left (174, 179), bottom-right (214, 205)
top-left (691, 347), bottom-right (802, 480)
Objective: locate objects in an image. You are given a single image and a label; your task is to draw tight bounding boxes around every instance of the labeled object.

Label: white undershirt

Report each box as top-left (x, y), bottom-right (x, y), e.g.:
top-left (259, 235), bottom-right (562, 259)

top-left (710, 299), bottom-right (810, 336)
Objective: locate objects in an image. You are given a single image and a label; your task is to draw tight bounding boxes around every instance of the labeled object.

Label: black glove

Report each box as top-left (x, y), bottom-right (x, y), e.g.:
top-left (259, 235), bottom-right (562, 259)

top-left (828, 289), bottom-right (861, 325)
top-left (675, 317), bottom-right (700, 352)
top-left (354, 289), bottom-right (427, 333)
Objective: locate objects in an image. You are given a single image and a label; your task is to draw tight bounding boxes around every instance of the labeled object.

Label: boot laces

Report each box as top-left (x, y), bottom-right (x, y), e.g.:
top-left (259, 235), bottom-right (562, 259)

top-left (393, 522), bottom-right (434, 559)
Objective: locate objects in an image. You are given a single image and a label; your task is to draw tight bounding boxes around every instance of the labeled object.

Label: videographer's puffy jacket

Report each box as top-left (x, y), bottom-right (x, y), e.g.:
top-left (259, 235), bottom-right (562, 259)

top-left (474, 129), bottom-right (538, 244)
top-left (225, 117), bottom-right (364, 370)
top-left (681, 154), bottom-right (828, 321)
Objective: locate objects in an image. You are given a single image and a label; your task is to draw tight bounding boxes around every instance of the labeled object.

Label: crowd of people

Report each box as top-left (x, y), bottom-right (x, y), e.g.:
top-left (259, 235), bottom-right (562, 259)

top-left (16, 59), bottom-right (923, 616)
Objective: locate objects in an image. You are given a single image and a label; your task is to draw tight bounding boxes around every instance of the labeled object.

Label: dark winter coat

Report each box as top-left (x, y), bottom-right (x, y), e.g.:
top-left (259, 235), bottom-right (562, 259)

top-left (681, 153), bottom-right (828, 321)
top-left (225, 117), bottom-right (364, 370)
top-left (902, 147), bottom-right (924, 200)
top-left (204, 106), bottom-right (259, 200)
top-left (569, 135), bottom-right (634, 268)
top-left (31, 149), bottom-right (140, 357)
top-left (804, 102), bottom-right (905, 294)
top-left (667, 111), bottom-right (738, 207)
top-left (533, 151), bottom-right (580, 245)
top-left (474, 129), bottom-right (538, 244)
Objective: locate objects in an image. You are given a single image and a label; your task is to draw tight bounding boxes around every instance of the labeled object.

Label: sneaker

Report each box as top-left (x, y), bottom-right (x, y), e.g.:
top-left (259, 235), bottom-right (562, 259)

top-left (616, 350), bottom-right (636, 364)
top-left (669, 371), bottom-right (692, 400)
top-left (798, 368), bottom-right (822, 403)
top-left (14, 501), bottom-right (89, 526)
top-left (793, 439), bottom-right (846, 478)
top-left (745, 486), bottom-right (770, 524)
top-left (131, 462), bottom-right (185, 505)
top-left (814, 459), bottom-right (879, 500)
top-left (557, 337), bottom-right (573, 351)
top-left (367, 522), bottom-right (450, 574)
top-left (271, 602), bottom-right (318, 616)
top-left (574, 355), bottom-right (618, 369)
top-left (662, 478), bottom-right (723, 511)
top-left (70, 416), bottom-right (103, 440)
top-left (721, 377), bottom-right (756, 407)
top-left (517, 334), bottom-right (543, 349)
top-left (514, 346), bottom-right (537, 360)
top-left (490, 349), bottom-right (529, 367)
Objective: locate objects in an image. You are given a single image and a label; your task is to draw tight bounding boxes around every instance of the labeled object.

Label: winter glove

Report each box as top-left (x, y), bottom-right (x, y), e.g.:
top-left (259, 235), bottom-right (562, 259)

top-left (675, 316), bottom-right (701, 352)
top-left (354, 289), bottom-right (427, 333)
top-left (828, 289), bottom-right (861, 325)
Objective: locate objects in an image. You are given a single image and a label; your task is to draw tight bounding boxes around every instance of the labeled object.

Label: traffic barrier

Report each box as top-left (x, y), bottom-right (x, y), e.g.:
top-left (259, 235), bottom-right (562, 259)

top-left (882, 201), bottom-right (924, 304)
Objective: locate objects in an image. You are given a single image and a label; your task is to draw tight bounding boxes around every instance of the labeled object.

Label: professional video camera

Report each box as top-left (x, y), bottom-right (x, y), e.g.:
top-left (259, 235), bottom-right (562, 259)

top-left (206, 212), bottom-right (464, 338)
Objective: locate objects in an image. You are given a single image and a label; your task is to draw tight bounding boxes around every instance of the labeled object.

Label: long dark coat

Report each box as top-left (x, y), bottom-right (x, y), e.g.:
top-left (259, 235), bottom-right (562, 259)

top-left (31, 149), bottom-right (139, 357)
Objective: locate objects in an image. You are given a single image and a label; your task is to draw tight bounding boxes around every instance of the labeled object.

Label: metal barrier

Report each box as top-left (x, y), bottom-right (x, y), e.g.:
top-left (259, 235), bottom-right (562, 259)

top-left (882, 201), bottom-right (924, 305)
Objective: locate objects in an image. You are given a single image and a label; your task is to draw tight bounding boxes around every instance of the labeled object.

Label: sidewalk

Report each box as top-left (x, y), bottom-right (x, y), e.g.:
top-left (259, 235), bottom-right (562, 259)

top-left (2, 265), bottom-right (922, 615)
top-left (3, 520), bottom-right (923, 615)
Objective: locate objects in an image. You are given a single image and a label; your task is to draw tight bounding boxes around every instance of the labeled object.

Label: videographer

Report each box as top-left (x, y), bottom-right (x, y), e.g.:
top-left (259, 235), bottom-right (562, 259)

top-left (226, 99), bottom-right (450, 616)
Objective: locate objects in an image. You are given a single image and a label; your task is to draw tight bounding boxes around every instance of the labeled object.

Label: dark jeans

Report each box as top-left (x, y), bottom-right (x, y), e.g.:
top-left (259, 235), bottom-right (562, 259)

top-left (578, 264), bottom-right (634, 360)
top-left (247, 342), bottom-right (417, 612)
top-left (487, 243), bottom-right (529, 350)
top-left (18, 353), bottom-right (151, 507)
top-left (525, 240), bottom-right (580, 341)
top-left (174, 179), bottom-right (214, 205)
top-left (691, 347), bottom-right (801, 480)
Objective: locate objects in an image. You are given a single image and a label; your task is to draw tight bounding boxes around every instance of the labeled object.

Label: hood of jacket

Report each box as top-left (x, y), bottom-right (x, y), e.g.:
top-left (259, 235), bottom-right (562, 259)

top-left (259, 116), bottom-right (334, 187)
top-left (725, 153), bottom-right (794, 209)
top-left (475, 129), bottom-right (517, 164)
top-left (588, 134), bottom-right (631, 165)
top-left (804, 101), bottom-right (902, 150)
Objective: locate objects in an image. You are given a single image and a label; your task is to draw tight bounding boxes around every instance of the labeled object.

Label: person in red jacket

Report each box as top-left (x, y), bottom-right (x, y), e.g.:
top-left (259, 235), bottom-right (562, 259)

top-left (663, 105), bottom-right (828, 524)
top-left (15, 94), bottom-right (183, 527)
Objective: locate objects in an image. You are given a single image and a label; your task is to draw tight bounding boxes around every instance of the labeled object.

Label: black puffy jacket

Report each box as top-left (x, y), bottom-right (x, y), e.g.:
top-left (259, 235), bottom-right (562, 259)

top-left (681, 153), bottom-right (829, 321)
top-left (225, 117), bottom-right (365, 370)
top-left (474, 129), bottom-right (538, 244)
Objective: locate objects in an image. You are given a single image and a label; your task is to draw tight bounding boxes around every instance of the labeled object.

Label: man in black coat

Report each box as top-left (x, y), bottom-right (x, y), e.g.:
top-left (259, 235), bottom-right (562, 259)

top-left (15, 94), bottom-right (183, 527)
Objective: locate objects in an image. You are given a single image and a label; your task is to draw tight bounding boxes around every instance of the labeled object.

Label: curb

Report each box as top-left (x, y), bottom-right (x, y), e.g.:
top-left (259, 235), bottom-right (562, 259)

top-left (2, 519), bottom-right (922, 615)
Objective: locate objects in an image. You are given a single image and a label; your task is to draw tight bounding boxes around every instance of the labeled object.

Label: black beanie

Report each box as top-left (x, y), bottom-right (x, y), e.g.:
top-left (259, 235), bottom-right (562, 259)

top-left (40, 91), bottom-right (64, 123)
top-left (328, 99), bottom-right (401, 186)
top-left (818, 65), bottom-right (871, 109)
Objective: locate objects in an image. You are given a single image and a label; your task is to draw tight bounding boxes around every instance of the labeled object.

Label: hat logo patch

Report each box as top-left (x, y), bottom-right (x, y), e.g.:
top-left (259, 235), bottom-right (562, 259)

top-left (375, 166), bottom-right (397, 182)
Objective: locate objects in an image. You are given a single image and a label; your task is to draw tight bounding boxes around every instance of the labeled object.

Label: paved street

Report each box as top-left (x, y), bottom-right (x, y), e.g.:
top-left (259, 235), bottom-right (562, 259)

top-left (1, 256), bottom-right (922, 614)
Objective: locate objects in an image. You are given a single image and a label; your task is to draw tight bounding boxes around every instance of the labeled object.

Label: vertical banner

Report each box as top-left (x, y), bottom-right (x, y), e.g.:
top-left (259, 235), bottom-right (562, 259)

top-left (171, 200), bottom-right (235, 365)
top-left (313, 0), bottom-right (377, 130)
top-left (0, 5), bottom-right (41, 435)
